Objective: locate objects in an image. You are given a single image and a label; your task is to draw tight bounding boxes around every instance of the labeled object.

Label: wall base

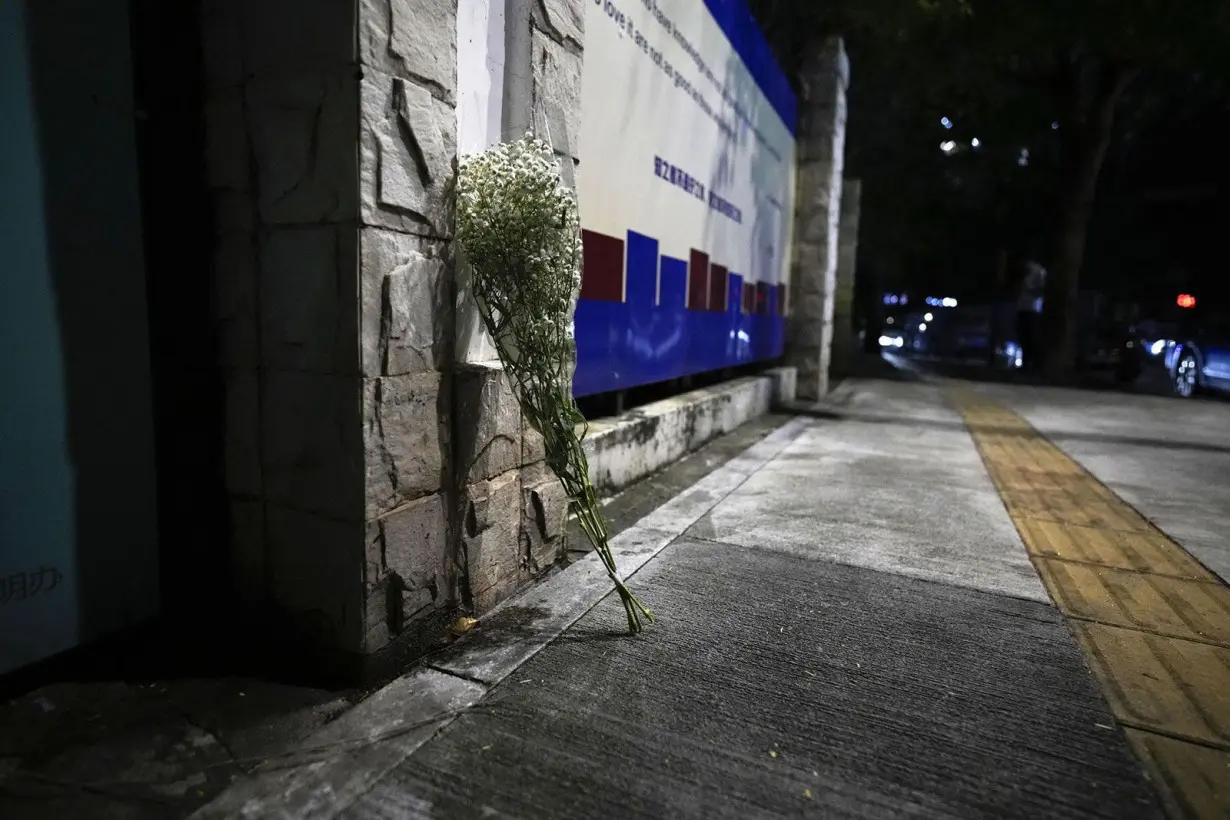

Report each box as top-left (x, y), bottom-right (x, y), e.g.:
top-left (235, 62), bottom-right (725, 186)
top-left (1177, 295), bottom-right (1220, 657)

top-left (582, 372), bottom-right (788, 495)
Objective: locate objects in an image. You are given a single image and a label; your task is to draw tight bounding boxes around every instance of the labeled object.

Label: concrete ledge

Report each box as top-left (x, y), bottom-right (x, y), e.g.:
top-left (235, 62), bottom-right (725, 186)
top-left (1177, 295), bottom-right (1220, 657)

top-left (765, 365), bottom-right (797, 405)
top-left (582, 374), bottom-right (785, 495)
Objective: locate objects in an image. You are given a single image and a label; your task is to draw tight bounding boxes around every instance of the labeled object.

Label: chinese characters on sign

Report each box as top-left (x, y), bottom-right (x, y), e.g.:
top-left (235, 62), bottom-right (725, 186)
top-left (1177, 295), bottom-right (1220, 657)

top-left (0, 566), bottom-right (64, 606)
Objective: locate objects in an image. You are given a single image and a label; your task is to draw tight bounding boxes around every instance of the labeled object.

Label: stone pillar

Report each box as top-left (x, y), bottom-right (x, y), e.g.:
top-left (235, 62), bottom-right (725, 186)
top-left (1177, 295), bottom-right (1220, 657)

top-left (203, 0), bottom-right (459, 666)
top-left (204, 0), bottom-right (581, 672)
top-left (830, 178), bottom-right (862, 379)
top-left (787, 38), bottom-right (848, 401)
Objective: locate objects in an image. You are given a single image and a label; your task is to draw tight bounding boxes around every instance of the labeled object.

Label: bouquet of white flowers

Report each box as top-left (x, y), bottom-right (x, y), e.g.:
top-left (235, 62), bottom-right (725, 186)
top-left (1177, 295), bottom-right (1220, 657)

top-left (454, 134), bottom-right (653, 634)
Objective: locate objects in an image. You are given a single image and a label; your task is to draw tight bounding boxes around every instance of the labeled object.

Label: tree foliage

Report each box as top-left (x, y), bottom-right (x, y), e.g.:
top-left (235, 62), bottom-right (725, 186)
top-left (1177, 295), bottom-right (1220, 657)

top-left (751, 0), bottom-right (1230, 370)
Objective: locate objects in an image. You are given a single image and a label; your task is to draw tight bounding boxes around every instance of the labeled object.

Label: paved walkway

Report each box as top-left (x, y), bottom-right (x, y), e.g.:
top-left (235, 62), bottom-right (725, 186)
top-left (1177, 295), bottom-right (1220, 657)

top-left (194, 374), bottom-right (1230, 819)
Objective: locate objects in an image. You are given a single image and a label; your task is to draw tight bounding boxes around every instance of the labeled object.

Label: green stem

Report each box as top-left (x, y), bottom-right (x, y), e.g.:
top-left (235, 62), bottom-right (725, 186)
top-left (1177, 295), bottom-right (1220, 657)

top-left (471, 306), bottom-right (652, 635)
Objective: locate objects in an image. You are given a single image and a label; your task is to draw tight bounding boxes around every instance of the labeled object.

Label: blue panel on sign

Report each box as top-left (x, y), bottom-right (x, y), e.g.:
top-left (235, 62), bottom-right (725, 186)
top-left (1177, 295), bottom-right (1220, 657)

top-left (574, 306), bottom-right (786, 397)
top-left (625, 231), bottom-right (658, 307)
top-left (728, 273), bottom-right (743, 315)
top-left (572, 231), bottom-right (786, 398)
top-left (659, 256), bottom-right (688, 309)
top-left (726, 273), bottom-right (744, 362)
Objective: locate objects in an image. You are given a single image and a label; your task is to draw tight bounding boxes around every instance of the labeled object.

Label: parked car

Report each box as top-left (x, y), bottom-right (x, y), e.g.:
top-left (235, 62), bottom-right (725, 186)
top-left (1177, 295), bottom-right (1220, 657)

top-left (989, 326), bottom-right (1143, 381)
top-left (1162, 307), bottom-right (1230, 398)
top-left (1078, 323), bottom-right (1145, 383)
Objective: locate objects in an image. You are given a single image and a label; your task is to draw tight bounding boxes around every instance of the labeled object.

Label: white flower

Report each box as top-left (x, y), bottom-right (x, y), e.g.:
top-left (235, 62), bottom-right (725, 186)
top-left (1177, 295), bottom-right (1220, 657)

top-left (456, 134), bottom-right (581, 372)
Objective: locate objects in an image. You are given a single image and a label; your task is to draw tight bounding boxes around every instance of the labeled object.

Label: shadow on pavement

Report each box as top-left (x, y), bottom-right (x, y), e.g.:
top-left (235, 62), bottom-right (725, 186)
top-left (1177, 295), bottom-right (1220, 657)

top-left (907, 355), bottom-right (1189, 399)
top-left (788, 405), bottom-right (1230, 458)
top-left (833, 352), bottom-right (923, 384)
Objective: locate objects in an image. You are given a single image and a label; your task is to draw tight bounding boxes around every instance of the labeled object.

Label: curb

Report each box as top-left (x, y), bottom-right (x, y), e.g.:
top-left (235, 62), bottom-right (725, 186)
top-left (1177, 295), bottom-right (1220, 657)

top-left (191, 415), bottom-right (812, 820)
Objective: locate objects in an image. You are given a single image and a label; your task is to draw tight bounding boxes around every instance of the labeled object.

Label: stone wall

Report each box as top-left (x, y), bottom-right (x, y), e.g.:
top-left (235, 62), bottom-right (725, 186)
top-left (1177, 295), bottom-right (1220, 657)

top-left (356, 0), bottom-right (458, 652)
top-left (203, 0), bottom-right (581, 667)
top-left (787, 38), bottom-right (849, 401)
top-left (204, 0), bottom-right (458, 660)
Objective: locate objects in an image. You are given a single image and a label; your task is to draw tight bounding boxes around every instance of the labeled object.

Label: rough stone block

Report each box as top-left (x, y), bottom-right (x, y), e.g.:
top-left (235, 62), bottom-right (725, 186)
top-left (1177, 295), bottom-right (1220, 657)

top-left (520, 461), bottom-right (568, 574)
top-left (246, 69), bottom-right (359, 225)
top-left (363, 578), bottom-right (391, 652)
top-left (792, 241), bottom-right (830, 278)
top-left (385, 255), bottom-right (448, 373)
top-left (261, 370), bottom-right (364, 521)
top-left (223, 368), bottom-right (262, 497)
top-left (359, 0), bottom-right (457, 98)
top-left (363, 372), bottom-right (448, 519)
top-left (212, 233), bottom-right (259, 368)
top-left (380, 494), bottom-right (447, 598)
top-left (259, 225), bottom-right (359, 373)
top-left (359, 228), bottom-right (449, 377)
top-left (377, 493), bottom-right (449, 629)
top-left (228, 498), bottom-right (266, 606)
top-left (534, 0), bottom-right (585, 47)
top-left (359, 68), bottom-right (456, 235)
top-left (239, 0), bottom-right (355, 76)
top-left (454, 363), bottom-right (522, 484)
top-left (766, 366), bottom-right (798, 406)
top-left (522, 412), bottom-right (547, 466)
top-left (265, 504), bottom-right (365, 652)
top-left (796, 162), bottom-right (839, 204)
top-left (462, 471), bottom-right (523, 613)
top-left (796, 363), bottom-right (827, 402)
top-left (800, 37), bottom-right (849, 95)
top-left (204, 90), bottom-right (249, 190)
top-left (531, 29), bottom-right (582, 159)
top-left (797, 128), bottom-right (845, 165)
top-left (796, 205), bottom-right (837, 245)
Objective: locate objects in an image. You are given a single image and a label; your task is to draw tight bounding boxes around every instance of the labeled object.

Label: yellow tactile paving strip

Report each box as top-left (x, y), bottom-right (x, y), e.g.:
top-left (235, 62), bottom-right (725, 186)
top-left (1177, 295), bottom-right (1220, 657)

top-left (950, 389), bottom-right (1230, 819)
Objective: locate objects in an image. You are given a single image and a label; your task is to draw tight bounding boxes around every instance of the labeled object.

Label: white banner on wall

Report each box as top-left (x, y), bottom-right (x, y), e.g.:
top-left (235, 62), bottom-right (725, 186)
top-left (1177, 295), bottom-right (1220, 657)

top-left (578, 0), bottom-right (797, 291)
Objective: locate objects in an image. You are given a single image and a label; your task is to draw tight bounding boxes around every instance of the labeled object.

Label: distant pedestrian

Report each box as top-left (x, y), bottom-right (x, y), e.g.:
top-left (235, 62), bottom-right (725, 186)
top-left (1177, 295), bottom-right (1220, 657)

top-left (1015, 261), bottom-right (1045, 371)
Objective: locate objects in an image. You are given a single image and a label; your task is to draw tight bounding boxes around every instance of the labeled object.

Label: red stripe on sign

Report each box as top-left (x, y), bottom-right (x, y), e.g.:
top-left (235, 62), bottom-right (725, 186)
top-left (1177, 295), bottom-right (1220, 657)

top-left (580, 229), bottom-right (624, 301)
top-left (756, 282), bottom-right (769, 314)
top-left (709, 263), bottom-right (728, 312)
top-left (688, 249), bottom-right (710, 310)
top-left (743, 282), bottom-right (755, 313)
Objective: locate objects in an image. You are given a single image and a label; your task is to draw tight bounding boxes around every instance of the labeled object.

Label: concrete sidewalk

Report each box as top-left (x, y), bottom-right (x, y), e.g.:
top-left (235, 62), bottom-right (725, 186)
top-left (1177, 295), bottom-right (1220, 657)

top-left (191, 376), bottom-right (1192, 819)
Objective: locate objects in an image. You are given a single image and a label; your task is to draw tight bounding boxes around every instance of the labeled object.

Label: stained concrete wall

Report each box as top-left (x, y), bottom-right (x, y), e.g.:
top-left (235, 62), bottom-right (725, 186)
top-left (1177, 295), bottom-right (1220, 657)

top-left (1, 0), bottom-right (160, 674)
top-left (787, 38), bottom-right (849, 401)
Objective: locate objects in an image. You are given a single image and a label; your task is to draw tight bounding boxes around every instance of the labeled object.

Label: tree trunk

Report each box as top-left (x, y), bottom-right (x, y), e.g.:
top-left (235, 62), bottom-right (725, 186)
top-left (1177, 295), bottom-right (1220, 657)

top-left (987, 248), bottom-right (1008, 366)
top-left (1041, 59), bottom-right (1136, 377)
